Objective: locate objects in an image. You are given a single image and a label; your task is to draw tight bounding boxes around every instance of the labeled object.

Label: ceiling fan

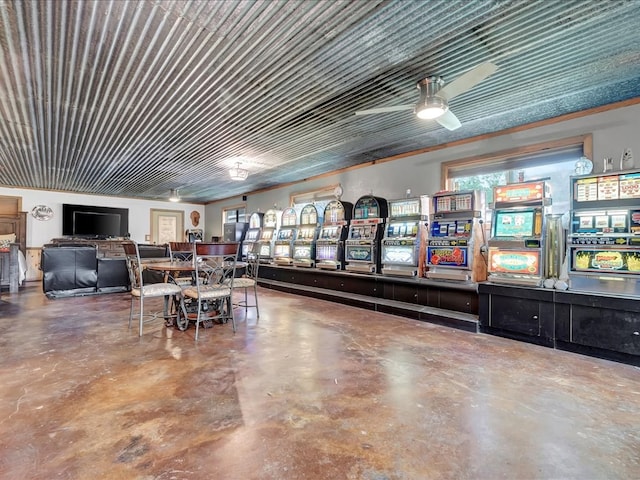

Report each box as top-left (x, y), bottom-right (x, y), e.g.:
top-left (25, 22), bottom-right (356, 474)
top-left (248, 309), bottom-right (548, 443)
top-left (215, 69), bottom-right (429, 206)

top-left (354, 62), bottom-right (498, 131)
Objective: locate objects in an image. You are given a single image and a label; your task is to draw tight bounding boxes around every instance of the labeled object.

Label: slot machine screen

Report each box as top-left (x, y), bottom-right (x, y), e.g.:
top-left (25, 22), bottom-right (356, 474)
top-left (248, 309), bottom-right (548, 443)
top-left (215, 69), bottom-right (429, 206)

top-left (493, 210), bottom-right (536, 237)
top-left (277, 229), bottom-right (291, 240)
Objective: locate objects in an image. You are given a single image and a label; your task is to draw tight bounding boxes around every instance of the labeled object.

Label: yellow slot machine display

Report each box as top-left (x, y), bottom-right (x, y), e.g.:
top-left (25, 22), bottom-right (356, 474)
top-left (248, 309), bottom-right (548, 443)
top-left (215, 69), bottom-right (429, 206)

top-left (568, 170), bottom-right (640, 296)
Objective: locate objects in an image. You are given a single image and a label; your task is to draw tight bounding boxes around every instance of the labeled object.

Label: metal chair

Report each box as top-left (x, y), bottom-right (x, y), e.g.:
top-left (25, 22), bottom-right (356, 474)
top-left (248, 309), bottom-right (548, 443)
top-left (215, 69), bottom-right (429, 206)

top-left (179, 242), bottom-right (239, 341)
top-left (232, 241), bottom-right (261, 319)
top-left (122, 241), bottom-right (182, 336)
top-left (168, 241), bottom-right (195, 286)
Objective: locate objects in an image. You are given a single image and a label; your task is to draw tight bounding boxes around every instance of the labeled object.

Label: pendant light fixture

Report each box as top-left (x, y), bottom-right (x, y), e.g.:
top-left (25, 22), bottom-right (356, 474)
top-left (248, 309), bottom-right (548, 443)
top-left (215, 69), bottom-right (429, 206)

top-left (229, 162), bottom-right (249, 181)
top-left (169, 188), bottom-right (181, 202)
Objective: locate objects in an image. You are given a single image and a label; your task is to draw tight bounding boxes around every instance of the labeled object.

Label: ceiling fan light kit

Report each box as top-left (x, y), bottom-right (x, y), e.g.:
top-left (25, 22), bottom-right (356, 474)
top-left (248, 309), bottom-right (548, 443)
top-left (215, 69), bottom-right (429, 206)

top-left (169, 188), bottom-right (181, 202)
top-left (229, 162), bottom-right (249, 181)
top-left (415, 76), bottom-right (448, 119)
top-left (354, 62), bottom-right (498, 132)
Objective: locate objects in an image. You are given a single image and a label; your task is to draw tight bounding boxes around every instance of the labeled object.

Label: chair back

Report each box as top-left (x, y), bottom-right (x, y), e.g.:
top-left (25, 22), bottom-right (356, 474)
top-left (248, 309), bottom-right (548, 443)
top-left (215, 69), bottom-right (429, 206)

top-left (169, 241), bottom-right (193, 261)
top-left (193, 242), bottom-right (239, 290)
top-left (122, 241), bottom-right (143, 289)
top-left (245, 241), bottom-right (261, 280)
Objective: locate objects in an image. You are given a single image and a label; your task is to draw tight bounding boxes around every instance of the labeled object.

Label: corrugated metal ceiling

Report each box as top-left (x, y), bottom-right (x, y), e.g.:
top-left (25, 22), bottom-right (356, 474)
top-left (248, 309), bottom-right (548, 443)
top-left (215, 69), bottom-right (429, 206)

top-left (1, 0), bottom-right (640, 203)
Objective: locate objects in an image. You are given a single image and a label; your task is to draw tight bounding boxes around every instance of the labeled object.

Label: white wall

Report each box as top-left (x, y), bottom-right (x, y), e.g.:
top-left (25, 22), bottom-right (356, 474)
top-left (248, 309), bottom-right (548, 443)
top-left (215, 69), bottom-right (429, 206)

top-left (0, 188), bottom-right (205, 248)
top-left (206, 102), bottom-right (640, 230)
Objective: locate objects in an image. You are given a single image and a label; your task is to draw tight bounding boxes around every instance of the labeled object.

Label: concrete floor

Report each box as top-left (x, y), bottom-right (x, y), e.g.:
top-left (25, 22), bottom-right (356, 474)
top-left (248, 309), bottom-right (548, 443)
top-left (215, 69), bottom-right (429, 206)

top-left (0, 284), bottom-right (639, 480)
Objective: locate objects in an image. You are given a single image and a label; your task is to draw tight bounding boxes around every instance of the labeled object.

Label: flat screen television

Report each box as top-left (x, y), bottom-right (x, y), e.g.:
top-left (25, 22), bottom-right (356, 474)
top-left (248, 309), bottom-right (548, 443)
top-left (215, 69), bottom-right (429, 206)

top-left (493, 209), bottom-right (536, 237)
top-left (62, 204), bottom-right (129, 238)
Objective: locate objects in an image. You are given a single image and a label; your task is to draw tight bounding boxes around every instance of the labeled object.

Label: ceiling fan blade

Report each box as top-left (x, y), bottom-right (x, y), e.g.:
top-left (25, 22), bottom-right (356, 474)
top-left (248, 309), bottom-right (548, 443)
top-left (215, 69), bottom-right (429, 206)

top-left (354, 104), bottom-right (414, 115)
top-left (435, 109), bottom-right (462, 131)
top-left (438, 62), bottom-right (498, 101)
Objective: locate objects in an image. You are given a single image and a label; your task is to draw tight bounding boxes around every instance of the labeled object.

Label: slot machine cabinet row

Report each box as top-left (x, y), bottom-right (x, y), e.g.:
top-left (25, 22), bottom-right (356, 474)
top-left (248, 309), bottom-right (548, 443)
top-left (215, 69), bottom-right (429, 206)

top-left (381, 195), bottom-right (430, 277)
top-left (315, 200), bottom-right (353, 270)
top-left (293, 204), bottom-right (320, 268)
top-left (257, 208), bottom-right (281, 263)
top-left (345, 195), bottom-right (389, 274)
top-left (274, 207), bottom-right (298, 266)
top-left (568, 170), bottom-right (640, 296)
top-left (427, 190), bottom-right (486, 283)
top-left (242, 212), bottom-right (264, 259)
top-left (486, 181), bottom-right (551, 287)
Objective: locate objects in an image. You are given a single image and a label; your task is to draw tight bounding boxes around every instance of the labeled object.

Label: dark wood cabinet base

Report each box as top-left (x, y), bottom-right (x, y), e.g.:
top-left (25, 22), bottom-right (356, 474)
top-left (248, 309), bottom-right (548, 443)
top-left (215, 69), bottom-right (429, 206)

top-left (258, 265), bottom-right (479, 332)
top-left (479, 283), bottom-right (640, 366)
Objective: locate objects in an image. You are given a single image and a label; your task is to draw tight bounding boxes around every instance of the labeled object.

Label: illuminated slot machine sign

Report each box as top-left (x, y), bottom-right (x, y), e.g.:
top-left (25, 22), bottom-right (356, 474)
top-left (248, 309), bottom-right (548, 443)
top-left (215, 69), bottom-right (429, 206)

top-left (345, 195), bottom-right (389, 274)
top-left (315, 200), bottom-right (353, 270)
top-left (292, 204), bottom-right (320, 267)
top-left (258, 209), bottom-right (281, 261)
top-left (242, 212), bottom-right (264, 259)
top-left (487, 181), bottom-right (549, 287)
top-left (427, 190), bottom-right (485, 283)
top-left (274, 207), bottom-right (298, 266)
top-left (568, 170), bottom-right (640, 295)
top-left (381, 196), bottom-right (429, 277)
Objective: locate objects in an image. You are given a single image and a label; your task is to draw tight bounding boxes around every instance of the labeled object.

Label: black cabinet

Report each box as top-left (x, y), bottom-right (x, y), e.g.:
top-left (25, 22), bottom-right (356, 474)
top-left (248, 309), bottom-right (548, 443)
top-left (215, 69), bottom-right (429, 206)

top-left (555, 291), bottom-right (640, 361)
top-left (258, 265), bottom-right (479, 331)
top-left (479, 284), bottom-right (640, 365)
top-left (479, 283), bottom-right (555, 347)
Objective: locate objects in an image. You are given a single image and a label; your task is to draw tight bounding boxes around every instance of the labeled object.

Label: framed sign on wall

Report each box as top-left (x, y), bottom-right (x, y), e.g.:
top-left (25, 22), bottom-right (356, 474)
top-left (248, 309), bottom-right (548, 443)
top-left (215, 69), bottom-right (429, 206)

top-left (150, 209), bottom-right (184, 244)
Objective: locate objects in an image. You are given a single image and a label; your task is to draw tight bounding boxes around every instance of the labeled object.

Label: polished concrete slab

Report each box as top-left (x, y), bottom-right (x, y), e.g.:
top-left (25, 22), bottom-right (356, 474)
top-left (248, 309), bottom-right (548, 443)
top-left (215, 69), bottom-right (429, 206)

top-left (1, 284), bottom-right (639, 479)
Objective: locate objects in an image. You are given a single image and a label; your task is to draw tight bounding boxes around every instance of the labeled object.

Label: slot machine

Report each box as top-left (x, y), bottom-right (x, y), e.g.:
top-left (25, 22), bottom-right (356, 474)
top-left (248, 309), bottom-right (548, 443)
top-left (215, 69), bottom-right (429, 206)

top-left (292, 204), bottom-right (320, 267)
top-left (427, 190), bottom-right (486, 283)
top-left (257, 208), bottom-right (281, 263)
top-left (345, 195), bottom-right (389, 274)
top-left (381, 195), bottom-right (430, 277)
top-left (242, 212), bottom-right (264, 260)
top-left (487, 181), bottom-right (551, 287)
top-left (315, 199), bottom-right (353, 270)
top-left (568, 170), bottom-right (640, 296)
top-left (274, 207), bottom-right (298, 266)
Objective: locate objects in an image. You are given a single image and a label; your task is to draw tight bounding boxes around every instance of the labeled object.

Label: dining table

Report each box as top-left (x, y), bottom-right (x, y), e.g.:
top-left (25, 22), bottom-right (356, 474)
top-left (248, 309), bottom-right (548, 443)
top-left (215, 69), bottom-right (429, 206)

top-left (145, 260), bottom-right (196, 330)
top-left (145, 259), bottom-right (247, 331)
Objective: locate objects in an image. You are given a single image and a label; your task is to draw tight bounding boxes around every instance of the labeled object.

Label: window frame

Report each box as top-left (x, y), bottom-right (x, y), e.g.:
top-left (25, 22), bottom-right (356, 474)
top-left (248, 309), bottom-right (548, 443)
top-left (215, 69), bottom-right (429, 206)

top-left (440, 134), bottom-right (593, 190)
top-left (221, 203), bottom-right (247, 229)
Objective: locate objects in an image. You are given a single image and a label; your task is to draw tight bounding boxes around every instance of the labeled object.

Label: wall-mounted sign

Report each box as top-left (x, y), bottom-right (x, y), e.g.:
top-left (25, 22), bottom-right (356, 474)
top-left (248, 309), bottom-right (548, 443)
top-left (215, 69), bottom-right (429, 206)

top-left (31, 205), bottom-right (53, 221)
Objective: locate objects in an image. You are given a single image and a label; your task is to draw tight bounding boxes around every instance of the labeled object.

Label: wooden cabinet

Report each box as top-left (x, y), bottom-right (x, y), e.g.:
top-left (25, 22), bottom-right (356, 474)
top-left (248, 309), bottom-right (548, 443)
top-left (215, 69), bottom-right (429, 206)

top-left (50, 238), bottom-right (125, 258)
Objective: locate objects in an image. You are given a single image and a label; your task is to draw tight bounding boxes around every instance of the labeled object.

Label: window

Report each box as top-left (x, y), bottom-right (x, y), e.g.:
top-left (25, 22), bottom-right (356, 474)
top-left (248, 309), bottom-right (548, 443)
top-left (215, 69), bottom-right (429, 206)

top-left (290, 184), bottom-right (341, 223)
top-left (223, 205), bottom-right (246, 224)
top-left (443, 135), bottom-right (592, 220)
